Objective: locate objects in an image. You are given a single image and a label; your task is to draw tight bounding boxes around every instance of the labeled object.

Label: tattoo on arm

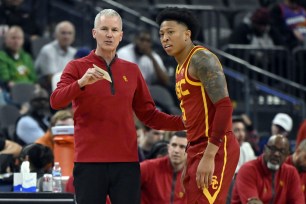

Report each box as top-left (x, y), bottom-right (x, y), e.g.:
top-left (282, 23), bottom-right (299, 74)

top-left (190, 50), bottom-right (229, 103)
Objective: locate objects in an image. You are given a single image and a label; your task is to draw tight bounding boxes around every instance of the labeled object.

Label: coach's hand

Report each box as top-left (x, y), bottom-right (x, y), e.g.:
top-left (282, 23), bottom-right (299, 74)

top-left (196, 142), bottom-right (218, 189)
top-left (78, 68), bottom-right (104, 88)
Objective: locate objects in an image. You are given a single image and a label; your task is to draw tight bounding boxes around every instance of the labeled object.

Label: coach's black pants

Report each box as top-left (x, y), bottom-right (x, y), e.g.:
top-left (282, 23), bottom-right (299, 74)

top-left (73, 162), bottom-right (140, 204)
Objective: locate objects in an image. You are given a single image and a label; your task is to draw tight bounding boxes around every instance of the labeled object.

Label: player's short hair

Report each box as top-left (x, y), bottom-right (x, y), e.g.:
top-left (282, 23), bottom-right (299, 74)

top-left (156, 7), bottom-right (200, 40)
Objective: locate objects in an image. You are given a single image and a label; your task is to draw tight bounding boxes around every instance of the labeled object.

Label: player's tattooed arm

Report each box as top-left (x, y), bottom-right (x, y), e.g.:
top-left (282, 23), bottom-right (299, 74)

top-left (190, 50), bottom-right (228, 103)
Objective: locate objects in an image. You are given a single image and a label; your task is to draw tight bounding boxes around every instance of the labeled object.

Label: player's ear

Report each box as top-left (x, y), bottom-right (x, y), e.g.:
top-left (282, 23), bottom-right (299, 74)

top-left (185, 30), bottom-right (191, 41)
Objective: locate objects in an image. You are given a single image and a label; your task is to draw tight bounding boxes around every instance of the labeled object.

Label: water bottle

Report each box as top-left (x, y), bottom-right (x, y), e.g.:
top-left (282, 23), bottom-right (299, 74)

top-left (52, 162), bottom-right (62, 192)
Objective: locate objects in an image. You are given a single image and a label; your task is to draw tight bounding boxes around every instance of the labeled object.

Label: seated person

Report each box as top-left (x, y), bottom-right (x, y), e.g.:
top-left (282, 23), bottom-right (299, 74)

top-left (231, 134), bottom-right (304, 203)
top-left (139, 126), bottom-right (165, 159)
top-left (0, 26), bottom-right (36, 91)
top-left (141, 131), bottom-right (187, 204)
top-left (19, 143), bottom-right (54, 179)
top-left (19, 143), bottom-right (54, 192)
top-left (16, 87), bottom-right (50, 145)
top-left (229, 8), bottom-right (274, 48)
top-left (117, 30), bottom-right (169, 86)
top-left (269, 0), bottom-right (306, 49)
top-left (35, 109), bottom-right (73, 151)
top-left (146, 140), bottom-right (169, 160)
top-left (35, 21), bottom-right (76, 93)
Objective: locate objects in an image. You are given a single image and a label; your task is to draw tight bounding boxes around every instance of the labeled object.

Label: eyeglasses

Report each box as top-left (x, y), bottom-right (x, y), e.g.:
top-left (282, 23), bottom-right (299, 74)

top-left (265, 145), bottom-right (288, 155)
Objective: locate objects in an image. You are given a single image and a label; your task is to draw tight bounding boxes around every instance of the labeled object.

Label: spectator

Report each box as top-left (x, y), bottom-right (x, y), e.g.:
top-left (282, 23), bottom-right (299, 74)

top-left (285, 139), bottom-right (306, 203)
top-left (259, 113), bottom-right (293, 154)
top-left (35, 109), bottom-right (73, 151)
top-left (140, 131), bottom-right (187, 204)
top-left (296, 120), bottom-right (306, 147)
top-left (117, 30), bottom-right (170, 86)
top-left (19, 143), bottom-right (54, 178)
top-left (35, 21), bottom-right (76, 93)
top-left (241, 113), bottom-right (261, 156)
top-left (146, 140), bottom-right (169, 159)
top-left (0, 26), bottom-right (36, 91)
top-left (139, 126), bottom-right (165, 159)
top-left (229, 8), bottom-right (275, 48)
top-left (0, 0), bottom-right (44, 53)
top-left (226, 116), bottom-right (256, 204)
top-left (269, 0), bottom-right (306, 49)
top-left (231, 134), bottom-right (304, 203)
top-left (16, 87), bottom-right (51, 145)
top-left (19, 143), bottom-right (54, 192)
top-left (271, 113), bottom-right (293, 136)
top-left (232, 116), bottom-right (256, 173)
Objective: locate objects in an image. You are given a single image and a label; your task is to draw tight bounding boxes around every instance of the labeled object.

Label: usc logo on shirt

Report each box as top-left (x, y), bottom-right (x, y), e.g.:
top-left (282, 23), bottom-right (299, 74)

top-left (211, 175), bottom-right (219, 190)
top-left (175, 79), bottom-right (190, 99)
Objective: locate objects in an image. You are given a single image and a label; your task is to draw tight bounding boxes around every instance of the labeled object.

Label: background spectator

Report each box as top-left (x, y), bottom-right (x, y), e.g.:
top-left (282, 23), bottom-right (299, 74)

top-left (231, 135), bottom-right (304, 203)
top-left (117, 30), bottom-right (170, 86)
top-left (35, 21), bottom-right (76, 93)
top-left (0, 0), bottom-right (44, 53)
top-left (269, 0), bottom-right (306, 49)
top-left (0, 26), bottom-right (36, 91)
top-left (35, 109), bottom-right (73, 151)
top-left (229, 8), bottom-right (275, 48)
top-left (140, 131), bottom-right (187, 204)
top-left (15, 87), bottom-right (50, 145)
top-left (258, 113), bottom-right (293, 154)
top-left (232, 116), bottom-right (256, 173)
top-left (139, 126), bottom-right (165, 159)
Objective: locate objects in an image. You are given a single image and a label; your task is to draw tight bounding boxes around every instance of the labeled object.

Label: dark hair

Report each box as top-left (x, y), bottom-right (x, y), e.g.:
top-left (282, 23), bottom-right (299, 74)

top-left (156, 7), bottom-right (200, 40)
top-left (172, 131), bottom-right (187, 138)
top-left (251, 8), bottom-right (270, 26)
top-left (147, 140), bottom-right (169, 159)
top-left (143, 125), bottom-right (152, 131)
top-left (20, 144), bottom-right (54, 171)
top-left (232, 115), bottom-right (245, 125)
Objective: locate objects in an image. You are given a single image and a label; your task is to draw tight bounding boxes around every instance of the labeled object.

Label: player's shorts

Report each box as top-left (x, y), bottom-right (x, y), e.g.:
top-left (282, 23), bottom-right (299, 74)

top-left (183, 132), bottom-right (240, 204)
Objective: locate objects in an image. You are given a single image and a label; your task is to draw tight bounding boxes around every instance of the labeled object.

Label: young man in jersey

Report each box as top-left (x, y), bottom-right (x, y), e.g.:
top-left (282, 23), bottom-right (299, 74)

top-left (50, 9), bottom-right (185, 204)
top-left (157, 7), bottom-right (240, 203)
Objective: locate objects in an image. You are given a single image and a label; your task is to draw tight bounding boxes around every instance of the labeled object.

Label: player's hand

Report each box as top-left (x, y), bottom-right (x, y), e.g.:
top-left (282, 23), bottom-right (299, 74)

top-left (78, 68), bottom-right (104, 88)
top-left (196, 142), bottom-right (218, 189)
top-left (196, 154), bottom-right (215, 189)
